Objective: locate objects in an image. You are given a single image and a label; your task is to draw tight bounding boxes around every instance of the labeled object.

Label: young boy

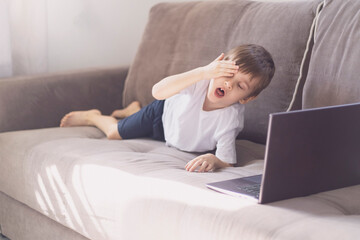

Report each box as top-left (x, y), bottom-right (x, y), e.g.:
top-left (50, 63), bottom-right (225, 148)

top-left (60, 44), bottom-right (275, 173)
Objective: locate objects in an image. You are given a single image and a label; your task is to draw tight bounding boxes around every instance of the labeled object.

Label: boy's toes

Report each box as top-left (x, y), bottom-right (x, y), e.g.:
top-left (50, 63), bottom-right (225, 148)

top-left (60, 117), bottom-right (67, 127)
top-left (60, 113), bottom-right (71, 127)
top-left (110, 110), bottom-right (118, 117)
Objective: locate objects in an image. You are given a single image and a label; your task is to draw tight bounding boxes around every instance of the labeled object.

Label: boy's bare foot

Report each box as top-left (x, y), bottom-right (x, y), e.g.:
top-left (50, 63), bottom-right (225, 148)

top-left (111, 101), bottom-right (141, 119)
top-left (60, 109), bottom-right (101, 127)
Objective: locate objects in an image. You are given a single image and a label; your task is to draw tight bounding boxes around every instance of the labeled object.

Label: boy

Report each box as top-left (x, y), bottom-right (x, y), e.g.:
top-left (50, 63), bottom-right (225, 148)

top-left (60, 44), bottom-right (275, 172)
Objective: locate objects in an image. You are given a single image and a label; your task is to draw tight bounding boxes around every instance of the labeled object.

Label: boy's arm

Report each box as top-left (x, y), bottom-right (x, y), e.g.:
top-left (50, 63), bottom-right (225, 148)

top-left (186, 131), bottom-right (239, 172)
top-left (185, 153), bottom-right (234, 172)
top-left (152, 53), bottom-right (239, 100)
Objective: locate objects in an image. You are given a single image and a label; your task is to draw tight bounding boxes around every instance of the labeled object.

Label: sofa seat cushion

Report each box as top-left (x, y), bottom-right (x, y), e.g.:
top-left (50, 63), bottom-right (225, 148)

top-left (1, 127), bottom-right (360, 240)
top-left (123, 0), bottom-right (323, 144)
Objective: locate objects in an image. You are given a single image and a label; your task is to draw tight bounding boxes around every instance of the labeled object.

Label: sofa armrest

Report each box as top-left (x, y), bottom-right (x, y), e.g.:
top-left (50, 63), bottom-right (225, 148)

top-left (0, 66), bottom-right (128, 133)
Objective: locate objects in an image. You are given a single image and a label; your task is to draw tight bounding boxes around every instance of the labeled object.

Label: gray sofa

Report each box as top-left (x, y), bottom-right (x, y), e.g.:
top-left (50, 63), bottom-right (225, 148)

top-left (1, 0), bottom-right (360, 239)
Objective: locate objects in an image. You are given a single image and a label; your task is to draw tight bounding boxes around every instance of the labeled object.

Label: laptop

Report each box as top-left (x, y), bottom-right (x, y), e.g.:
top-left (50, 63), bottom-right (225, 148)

top-left (207, 102), bottom-right (360, 204)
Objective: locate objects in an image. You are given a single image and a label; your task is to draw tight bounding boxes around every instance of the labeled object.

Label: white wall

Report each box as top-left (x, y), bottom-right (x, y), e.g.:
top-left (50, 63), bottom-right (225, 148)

top-left (6, 0), bottom-right (293, 76)
top-left (47, 0), bottom-right (196, 73)
top-left (0, 0), bottom-right (12, 77)
top-left (7, 0), bottom-right (48, 76)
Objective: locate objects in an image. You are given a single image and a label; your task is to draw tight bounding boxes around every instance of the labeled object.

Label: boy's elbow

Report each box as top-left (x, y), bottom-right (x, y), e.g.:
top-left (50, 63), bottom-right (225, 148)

top-left (152, 86), bottom-right (164, 100)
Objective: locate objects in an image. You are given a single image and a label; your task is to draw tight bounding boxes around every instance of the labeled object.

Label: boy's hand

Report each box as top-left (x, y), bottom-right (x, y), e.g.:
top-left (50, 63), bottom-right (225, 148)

top-left (185, 153), bottom-right (232, 172)
top-left (202, 53), bottom-right (239, 80)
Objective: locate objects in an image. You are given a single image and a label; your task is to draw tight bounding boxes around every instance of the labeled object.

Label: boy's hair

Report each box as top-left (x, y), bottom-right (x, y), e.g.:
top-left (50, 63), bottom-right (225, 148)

top-left (224, 44), bottom-right (275, 98)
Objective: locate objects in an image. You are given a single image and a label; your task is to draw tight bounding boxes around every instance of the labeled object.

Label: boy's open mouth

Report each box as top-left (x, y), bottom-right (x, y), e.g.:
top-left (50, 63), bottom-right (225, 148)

top-left (215, 88), bottom-right (225, 97)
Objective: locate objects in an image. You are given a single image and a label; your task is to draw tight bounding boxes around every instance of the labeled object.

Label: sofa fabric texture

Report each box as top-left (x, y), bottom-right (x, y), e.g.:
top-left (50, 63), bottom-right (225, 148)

top-left (123, 0), bottom-right (322, 143)
top-left (0, 67), bottom-right (127, 133)
top-left (0, 192), bottom-right (89, 240)
top-left (303, 0), bottom-right (360, 108)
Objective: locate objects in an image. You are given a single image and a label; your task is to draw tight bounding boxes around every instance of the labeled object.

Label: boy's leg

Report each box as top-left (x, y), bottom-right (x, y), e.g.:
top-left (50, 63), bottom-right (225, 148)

top-left (111, 101), bottom-right (141, 119)
top-left (117, 100), bottom-right (165, 141)
top-left (60, 110), bottom-right (122, 140)
top-left (60, 100), bottom-right (165, 141)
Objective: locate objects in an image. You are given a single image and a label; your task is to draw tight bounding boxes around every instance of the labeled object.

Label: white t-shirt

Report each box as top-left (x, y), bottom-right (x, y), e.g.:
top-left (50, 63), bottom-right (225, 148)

top-left (162, 79), bottom-right (245, 164)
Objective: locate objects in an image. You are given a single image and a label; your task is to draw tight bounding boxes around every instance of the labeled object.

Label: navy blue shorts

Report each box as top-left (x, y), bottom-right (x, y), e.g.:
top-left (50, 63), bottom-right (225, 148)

top-left (117, 100), bottom-right (165, 141)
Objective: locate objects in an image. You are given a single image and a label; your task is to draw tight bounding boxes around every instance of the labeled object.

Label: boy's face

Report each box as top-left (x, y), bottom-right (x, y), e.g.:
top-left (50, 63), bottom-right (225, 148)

top-left (206, 71), bottom-right (258, 109)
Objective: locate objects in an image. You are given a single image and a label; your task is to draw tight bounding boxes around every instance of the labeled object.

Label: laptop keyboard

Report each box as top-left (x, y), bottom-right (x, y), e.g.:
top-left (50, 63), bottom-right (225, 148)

top-left (236, 184), bottom-right (261, 198)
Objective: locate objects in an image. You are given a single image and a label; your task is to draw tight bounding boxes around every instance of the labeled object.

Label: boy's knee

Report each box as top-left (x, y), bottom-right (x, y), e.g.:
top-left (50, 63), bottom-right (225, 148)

top-left (107, 125), bottom-right (122, 140)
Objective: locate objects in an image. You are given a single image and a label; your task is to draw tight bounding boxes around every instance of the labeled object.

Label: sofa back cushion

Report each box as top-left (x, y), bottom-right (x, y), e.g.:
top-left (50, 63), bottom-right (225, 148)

top-left (123, 0), bottom-right (323, 144)
top-left (303, 0), bottom-right (360, 109)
